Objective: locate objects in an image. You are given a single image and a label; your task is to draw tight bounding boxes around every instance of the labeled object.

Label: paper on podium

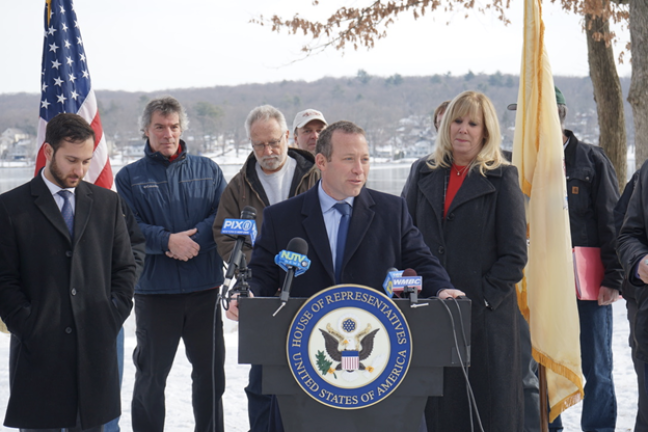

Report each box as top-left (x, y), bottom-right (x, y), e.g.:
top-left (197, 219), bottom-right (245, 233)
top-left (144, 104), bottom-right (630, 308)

top-left (573, 246), bottom-right (604, 301)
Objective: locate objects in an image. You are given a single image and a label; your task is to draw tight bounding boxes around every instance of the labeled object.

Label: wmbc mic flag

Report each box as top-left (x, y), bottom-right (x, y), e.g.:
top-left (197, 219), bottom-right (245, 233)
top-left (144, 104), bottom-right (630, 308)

top-left (35, 0), bottom-right (113, 189)
top-left (512, 0), bottom-right (584, 422)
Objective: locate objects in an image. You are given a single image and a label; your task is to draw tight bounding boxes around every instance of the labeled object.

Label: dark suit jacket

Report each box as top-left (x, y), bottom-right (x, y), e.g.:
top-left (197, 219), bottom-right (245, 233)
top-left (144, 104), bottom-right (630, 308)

top-left (0, 174), bottom-right (136, 429)
top-left (248, 184), bottom-right (453, 298)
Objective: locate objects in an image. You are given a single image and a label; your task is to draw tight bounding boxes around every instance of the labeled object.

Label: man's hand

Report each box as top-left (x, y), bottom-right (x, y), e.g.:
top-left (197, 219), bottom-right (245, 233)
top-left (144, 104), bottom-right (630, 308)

top-left (437, 288), bottom-right (466, 300)
top-left (225, 298), bottom-right (240, 321)
top-left (225, 290), bottom-right (255, 322)
top-left (598, 286), bottom-right (619, 306)
top-left (167, 228), bottom-right (200, 261)
top-left (638, 254), bottom-right (648, 284)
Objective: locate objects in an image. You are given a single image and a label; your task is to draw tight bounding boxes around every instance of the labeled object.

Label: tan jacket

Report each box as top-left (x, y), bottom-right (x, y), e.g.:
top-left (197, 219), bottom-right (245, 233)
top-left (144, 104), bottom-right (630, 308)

top-left (213, 148), bottom-right (320, 263)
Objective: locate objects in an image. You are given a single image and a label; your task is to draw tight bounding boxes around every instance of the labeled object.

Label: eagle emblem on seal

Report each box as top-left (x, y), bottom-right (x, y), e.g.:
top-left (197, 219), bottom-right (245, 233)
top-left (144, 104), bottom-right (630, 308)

top-left (318, 318), bottom-right (380, 372)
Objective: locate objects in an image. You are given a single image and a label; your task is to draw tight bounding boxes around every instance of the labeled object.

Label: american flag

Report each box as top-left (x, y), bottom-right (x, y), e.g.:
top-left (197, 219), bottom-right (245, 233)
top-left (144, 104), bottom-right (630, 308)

top-left (35, 0), bottom-right (113, 189)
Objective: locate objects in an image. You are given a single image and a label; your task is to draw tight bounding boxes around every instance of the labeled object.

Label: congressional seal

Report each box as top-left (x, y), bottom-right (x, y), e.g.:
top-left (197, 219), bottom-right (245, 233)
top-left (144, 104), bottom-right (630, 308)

top-left (286, 284), bottom-right (412, 409)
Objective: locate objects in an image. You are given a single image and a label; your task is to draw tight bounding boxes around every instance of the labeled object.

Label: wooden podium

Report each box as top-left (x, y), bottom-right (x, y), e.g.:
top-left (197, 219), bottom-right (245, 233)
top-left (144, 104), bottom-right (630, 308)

top-left (238, 296), bottom-right (471, 432)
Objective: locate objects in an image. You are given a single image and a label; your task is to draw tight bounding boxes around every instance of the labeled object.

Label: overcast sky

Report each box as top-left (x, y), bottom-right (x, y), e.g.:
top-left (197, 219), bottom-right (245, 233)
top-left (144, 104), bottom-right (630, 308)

top-left (2, 1), bottom-right (631, 95)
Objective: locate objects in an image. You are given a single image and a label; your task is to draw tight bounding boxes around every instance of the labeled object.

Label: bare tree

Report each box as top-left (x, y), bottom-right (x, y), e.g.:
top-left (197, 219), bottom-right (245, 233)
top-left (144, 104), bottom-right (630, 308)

top-left (585, 10), bottom-right (626, 185)
top-left (253, 0), bottom-right (632, 184)
top-left (193, 101), bottom-right (225, 153)
top-left (627, 0), bottom-right (648, 169)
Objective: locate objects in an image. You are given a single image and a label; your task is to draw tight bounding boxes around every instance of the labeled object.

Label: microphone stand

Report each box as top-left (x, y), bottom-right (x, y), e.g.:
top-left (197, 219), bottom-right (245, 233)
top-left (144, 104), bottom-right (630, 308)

top-left (403, 285), bottom-right (428, 309)
top-left (221, 239), bottom-right (253, 310)
top-left (273, 264), bottom-right (296, 317)
top-left (228, 256), bottom-right (251, 300)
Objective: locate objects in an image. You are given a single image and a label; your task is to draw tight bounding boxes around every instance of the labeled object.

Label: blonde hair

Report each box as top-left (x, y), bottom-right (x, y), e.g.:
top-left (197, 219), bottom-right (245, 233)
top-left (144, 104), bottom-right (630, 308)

top-left (428, 91), bottom-right (508, 176)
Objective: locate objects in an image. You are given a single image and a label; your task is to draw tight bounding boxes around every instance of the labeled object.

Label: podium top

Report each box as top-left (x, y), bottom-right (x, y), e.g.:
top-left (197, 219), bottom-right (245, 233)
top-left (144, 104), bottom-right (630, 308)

top-left (239, 295), bottom-right (471, 369)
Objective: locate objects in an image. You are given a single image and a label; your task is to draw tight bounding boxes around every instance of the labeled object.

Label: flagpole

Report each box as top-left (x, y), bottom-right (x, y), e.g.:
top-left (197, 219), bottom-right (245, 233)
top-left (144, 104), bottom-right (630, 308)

top-left (539, 364), bottom-right (549, 432)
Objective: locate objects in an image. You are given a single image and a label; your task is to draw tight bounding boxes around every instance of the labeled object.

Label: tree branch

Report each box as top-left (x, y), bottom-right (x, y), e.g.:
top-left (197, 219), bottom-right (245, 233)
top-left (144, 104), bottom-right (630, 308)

top-left (252, 0), bottom-right (628, 64)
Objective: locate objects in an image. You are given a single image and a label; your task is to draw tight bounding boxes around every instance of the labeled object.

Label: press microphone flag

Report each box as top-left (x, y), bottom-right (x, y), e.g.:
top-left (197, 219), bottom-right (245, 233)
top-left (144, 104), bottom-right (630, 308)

top-left (221, 213), bottom-right (257, 246)
top-left (275, 246), bottom-right (311, 276)
top-left (398, 268), bottom-right (422, 293)
top-left (401, 268), bottom-right (426, 308)
top-left (273, 237), bottom-right (310, 316)
top-left (382, 269), bottom-right (422, 297)
top-left (222, 206), bottom-right (257, 297)
top-left (382, 268), bottom-right (400, 297)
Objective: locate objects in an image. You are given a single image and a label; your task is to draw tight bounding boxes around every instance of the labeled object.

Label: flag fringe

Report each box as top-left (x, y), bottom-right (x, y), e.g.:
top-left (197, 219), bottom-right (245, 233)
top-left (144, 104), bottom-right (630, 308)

top-left (533, 348), bottom-right (584, 421)
top-left (548, 390), bottom-right (584, 423)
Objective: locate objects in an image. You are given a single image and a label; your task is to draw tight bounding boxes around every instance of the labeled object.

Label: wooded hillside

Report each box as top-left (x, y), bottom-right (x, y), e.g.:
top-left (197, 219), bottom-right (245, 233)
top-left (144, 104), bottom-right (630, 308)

top-left (0, 71), bottom-right (634, 161)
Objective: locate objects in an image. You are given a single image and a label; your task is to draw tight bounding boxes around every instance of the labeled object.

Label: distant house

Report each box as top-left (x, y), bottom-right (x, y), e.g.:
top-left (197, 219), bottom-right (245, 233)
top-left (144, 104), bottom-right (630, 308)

top-left (1, 128), bottom-right (31, 160)
top-left (1, 128), bottom-right (29, 143)
top-left (6, 140), bottom-right (32, 160)
top-left (398, 117), bottom-right (418, 127)
top-left (405, 139), bottom-right (434, 158)
top-left (374, 144), bottom-right (395, 159)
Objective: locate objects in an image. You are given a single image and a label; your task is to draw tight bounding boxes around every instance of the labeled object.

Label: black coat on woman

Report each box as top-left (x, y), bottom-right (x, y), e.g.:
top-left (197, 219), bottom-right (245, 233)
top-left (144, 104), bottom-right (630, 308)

top-left (405, 160), bottom-right (527, 432)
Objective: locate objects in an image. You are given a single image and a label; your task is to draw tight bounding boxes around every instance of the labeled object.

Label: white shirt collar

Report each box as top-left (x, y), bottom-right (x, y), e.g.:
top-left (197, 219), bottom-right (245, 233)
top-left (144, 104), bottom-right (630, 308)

top-left (318, 181), bottom-right (354, 213)
top-left (41, 168), bottom-right (76, 197)
top-left (563, 135), bottom-right (571, 151)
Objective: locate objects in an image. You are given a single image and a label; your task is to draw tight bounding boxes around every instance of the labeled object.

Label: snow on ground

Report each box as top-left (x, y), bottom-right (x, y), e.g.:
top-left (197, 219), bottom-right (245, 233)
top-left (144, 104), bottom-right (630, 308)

top-left (0, 301), bottom-right (640, 431)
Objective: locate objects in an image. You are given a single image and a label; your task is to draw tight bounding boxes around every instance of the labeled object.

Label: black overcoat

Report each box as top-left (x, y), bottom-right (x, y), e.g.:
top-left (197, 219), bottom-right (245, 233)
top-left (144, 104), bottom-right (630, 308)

top-left (405, 162), bottom-right (527, 432)
top-left (0, 174), bottom-right (136, 429)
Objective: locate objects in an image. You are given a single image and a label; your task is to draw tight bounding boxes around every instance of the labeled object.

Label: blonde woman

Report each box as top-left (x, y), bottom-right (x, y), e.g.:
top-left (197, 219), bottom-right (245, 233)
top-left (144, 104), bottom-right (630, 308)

top-left (405, 91), bottom-right (527, 431)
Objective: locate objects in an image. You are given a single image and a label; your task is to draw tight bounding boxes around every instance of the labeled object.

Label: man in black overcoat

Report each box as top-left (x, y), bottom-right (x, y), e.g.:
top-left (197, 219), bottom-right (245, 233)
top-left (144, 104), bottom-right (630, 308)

top-left (0, 113), bottom-right (136, 431)
top-left (226, 120), bottom-right (462, 432)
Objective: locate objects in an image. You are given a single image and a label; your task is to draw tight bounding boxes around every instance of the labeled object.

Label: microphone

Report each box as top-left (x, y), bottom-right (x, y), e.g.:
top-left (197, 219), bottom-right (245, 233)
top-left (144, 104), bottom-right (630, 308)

top-left (383, 268), bottom-right (422, 298)
top-left (273, 237), bottom-right (311, 316)
top-left (221, 206), bottom-right (257, 298)
top-left (382, 267), bottom-right (400, 297)
top-left (400, 268), bottom-right (427, 308)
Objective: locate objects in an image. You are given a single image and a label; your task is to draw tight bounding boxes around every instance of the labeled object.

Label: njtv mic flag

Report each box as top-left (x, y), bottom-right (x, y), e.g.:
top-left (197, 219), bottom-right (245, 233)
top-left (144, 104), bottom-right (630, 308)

top-left (35, 0), bottom-right (113, 189)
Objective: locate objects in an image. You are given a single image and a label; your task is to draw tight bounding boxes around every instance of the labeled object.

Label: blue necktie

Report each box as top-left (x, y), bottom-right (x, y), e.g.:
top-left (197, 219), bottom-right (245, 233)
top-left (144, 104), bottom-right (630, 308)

top-left (58, 190), bottom-right (74, 239)
top-left (333, 202), bottom-right (352, 284)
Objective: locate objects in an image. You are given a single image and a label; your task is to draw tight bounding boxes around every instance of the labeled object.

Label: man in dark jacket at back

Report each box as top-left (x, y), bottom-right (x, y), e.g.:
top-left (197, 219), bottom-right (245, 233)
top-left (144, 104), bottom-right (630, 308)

top-left (550, 88), bottom-right (622, 432)
top-left (116, 96), bottom-right (227, 432)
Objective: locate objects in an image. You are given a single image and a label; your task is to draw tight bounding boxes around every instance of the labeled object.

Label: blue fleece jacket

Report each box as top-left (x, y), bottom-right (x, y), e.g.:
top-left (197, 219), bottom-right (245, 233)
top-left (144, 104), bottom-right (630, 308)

top-left (116, 140), bottom-right (226, 294)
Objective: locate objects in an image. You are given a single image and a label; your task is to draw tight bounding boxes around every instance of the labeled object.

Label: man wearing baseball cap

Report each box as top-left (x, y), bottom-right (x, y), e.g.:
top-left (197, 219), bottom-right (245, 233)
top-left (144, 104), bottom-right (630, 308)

top-left (292, 109), bottom-right (327, 154)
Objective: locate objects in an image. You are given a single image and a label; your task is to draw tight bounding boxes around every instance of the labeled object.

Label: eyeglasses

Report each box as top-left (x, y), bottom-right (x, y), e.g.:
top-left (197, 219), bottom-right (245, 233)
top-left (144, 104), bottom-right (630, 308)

top-left (251, 136), bottom-right (284, 151)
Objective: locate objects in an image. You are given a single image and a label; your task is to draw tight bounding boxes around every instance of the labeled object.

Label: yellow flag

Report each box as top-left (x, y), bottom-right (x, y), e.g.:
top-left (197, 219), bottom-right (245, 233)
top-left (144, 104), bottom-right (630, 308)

top-left (512, 0), bottom-right (584, 422)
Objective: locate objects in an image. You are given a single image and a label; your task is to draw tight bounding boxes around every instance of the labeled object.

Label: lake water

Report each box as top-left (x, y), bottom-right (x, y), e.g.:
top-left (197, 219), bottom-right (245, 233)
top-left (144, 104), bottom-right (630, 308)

top-left (0, 161), bottom-right (414, 196)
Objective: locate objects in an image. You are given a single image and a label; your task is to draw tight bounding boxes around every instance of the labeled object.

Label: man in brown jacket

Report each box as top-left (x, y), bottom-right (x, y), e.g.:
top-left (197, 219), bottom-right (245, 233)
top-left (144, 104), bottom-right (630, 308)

top-left (212, 104), bottom-right (319, 432)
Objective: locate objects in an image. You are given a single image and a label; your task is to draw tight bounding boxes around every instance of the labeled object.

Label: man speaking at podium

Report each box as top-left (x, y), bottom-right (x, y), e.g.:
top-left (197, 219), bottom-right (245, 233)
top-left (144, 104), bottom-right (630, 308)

top-left (248, 120), bottom-right (460, 299)
top-left (227, 119), bottom-right (462, 310)
top-left (229, 120), bottom-right (463, 431)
